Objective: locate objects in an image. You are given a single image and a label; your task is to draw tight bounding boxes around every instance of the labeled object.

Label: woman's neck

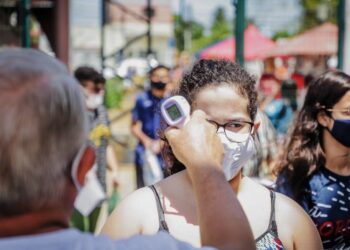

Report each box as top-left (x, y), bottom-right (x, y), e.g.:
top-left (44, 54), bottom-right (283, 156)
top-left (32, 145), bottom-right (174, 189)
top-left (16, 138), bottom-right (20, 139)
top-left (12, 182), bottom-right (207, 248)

top-left (323, 130), bottom-right (350, 175)
top-left (184, 170), bottom-right (242, 194)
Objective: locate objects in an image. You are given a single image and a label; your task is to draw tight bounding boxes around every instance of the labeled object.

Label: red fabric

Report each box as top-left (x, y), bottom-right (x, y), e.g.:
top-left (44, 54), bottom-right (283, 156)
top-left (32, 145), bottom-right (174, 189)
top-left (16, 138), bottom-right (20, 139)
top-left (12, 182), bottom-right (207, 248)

top-left (259, 74), bottom-right (282, 99)
top-left (291, 73), bottom-right (305, 90)
top-left (200, 25), bottom-right (276, 61)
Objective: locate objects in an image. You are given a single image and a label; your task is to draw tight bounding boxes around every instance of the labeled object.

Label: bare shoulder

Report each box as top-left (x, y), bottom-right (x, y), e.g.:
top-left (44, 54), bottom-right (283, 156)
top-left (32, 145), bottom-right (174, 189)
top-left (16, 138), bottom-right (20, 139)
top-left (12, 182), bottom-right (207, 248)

top-left (274, 192), bottom-right (322, 249)
top-left (274, 192), bottom-right (312, 224)
top-left (100, 186), bottom-right (159, 239)
top-left (100, 171), bottom-right (188, 239)
top-left (242, 178), bottom-right (321, 249)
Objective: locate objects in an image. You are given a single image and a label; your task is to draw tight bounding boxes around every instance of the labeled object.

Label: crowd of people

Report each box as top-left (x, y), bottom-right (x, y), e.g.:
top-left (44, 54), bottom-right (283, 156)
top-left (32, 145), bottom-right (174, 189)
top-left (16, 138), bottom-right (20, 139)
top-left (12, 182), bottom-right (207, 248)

top-left (0, 47), bottom-right (349, 250)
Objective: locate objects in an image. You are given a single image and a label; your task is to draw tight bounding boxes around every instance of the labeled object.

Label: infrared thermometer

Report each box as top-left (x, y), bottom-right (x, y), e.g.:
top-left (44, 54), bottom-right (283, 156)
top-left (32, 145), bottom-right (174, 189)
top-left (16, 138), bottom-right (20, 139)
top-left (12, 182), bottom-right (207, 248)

top-left (161, 96), bottom-right (190, 128)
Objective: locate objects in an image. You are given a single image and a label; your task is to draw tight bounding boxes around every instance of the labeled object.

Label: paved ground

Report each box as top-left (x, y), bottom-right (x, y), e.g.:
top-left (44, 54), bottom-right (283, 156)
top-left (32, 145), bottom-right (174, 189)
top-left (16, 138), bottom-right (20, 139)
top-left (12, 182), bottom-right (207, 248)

top-left (108, 88), bottom-right (140, 199)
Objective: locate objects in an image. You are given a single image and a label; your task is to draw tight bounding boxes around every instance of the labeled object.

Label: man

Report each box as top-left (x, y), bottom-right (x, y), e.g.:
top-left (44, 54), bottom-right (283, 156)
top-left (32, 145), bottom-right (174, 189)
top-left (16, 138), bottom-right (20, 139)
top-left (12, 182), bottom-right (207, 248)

top-left (73, 66), bottom-right (119, 233)
top-left (131, 65), bottom-right (170, 187)
top-left (0, 48), bottom-right (254, 250)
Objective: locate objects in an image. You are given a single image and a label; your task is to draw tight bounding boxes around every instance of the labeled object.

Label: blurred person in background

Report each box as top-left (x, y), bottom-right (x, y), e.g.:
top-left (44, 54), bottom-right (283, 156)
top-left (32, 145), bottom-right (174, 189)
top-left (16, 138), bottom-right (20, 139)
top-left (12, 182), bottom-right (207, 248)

top-left (131, 65), bottom-right (170, 188)
top-left (259, 74), bottom-right (294, 137)
top-left (102, 60), bottom-right (322, 250)
top-left (281, 79), bottom-right (298, 112)
top-left (0, 48), bottom-right (255, 250)
top-left (297, 73), bottom-right (315, 110)
top-left (73, 66), bottom-right (119, 233)
top-left (243, 110), bottom-right (278, 186)
top-left (275, 71), bottom-right (350, 249)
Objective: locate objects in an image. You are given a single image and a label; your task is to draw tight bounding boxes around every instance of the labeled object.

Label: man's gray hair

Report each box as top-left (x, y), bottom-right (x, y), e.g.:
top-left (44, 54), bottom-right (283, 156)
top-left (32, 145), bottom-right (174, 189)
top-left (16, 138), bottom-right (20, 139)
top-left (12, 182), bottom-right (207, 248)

top-left (0, 48), bottom-right (88, 215)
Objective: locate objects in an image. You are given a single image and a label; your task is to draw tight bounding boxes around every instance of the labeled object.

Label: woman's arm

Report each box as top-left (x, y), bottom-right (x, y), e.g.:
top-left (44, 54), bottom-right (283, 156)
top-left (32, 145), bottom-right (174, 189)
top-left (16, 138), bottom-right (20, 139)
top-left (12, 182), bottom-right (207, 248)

top-left (275, 193), bottom-right (323, 250)
top-left (100, 187), bottom-right (158, 240)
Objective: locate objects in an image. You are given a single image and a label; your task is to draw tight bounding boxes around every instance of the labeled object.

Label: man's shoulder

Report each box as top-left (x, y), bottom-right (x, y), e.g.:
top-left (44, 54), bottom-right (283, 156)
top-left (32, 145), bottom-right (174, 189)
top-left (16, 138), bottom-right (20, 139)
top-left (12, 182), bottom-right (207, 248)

top-left (0, 229), bottom-right (115, 250)
top-left (0, 229), bottom-right (217, 250)
top-left (115, 232), bottom-right (217, 250)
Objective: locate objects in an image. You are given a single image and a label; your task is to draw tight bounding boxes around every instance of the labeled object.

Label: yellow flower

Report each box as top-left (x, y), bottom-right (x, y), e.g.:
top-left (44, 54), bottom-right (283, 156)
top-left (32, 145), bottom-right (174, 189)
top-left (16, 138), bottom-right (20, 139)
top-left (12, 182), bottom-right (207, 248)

top-left (89, 124), bottom-right (111, 147)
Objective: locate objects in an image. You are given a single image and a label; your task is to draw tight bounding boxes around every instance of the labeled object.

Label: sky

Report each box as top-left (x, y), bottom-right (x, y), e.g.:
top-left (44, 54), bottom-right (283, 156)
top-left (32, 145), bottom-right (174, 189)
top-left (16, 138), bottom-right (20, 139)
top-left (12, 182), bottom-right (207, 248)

top-left (71, 0), bottom-right (303, 37)
top-left (172, 0), bottom-right (302, 37)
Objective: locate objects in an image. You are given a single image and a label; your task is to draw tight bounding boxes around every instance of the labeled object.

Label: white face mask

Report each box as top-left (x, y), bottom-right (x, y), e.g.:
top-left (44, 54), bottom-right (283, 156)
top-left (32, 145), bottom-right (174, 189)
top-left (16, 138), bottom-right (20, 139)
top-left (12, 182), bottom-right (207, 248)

top-left (218, 131), bottom-right (255, 181)
top-left (86, 94), bottom-right (103, 110)
top-left (71, 145), bottom-right (106, 216)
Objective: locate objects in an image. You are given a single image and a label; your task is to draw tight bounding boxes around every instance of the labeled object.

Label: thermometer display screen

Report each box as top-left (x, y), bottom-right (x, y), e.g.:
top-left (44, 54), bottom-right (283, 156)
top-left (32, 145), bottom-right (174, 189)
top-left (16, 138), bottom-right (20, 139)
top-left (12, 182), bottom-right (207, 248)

top-left (166, 104), bottom-right (182, 121)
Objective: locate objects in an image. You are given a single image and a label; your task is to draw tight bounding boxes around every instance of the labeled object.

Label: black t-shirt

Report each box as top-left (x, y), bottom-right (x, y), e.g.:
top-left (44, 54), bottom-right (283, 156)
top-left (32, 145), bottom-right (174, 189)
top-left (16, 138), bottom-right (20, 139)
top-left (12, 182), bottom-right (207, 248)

top-left (276, 166), bottom-right (350, 250)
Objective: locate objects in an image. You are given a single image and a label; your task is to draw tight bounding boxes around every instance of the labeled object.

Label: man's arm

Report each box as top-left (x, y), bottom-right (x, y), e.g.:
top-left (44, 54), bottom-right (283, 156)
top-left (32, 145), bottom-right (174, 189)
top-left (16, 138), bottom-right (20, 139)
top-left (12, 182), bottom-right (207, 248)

top-left (131, 120), bottom-right (151, 148)
top-left (131, 120), bottom-right (161, 154)
top-left (165, 110), bottom-right (255, 250)
top-left (106, 144), bottom-right (119, 187)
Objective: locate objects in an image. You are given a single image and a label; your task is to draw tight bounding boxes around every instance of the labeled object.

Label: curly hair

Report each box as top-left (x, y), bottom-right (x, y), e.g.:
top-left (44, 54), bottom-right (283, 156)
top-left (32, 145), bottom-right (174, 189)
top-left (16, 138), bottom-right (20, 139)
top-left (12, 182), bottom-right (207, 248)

top-left (161, 59), bottom-right (258, 175)
top-left (275, 71), bottom-right (350, 199)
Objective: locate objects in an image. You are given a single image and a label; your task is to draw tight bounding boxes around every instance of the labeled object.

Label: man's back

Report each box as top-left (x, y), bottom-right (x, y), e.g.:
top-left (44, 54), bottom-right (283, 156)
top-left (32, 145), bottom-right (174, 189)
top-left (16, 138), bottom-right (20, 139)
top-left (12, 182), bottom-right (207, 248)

top-left (0, 229), bottom-right (215, 250)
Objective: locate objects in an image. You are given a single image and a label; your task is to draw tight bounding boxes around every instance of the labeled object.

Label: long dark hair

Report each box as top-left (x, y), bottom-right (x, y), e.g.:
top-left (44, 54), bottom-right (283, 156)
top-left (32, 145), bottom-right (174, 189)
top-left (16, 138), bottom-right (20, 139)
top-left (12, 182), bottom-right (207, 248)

top-left (275, 71), bottom-right (350, 199)
top-left (160, 59), bottom-right (258, 175)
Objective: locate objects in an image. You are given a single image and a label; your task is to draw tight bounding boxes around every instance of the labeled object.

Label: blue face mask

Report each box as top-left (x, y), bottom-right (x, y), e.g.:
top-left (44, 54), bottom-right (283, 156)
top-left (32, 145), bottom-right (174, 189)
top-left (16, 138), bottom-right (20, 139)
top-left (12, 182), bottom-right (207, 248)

top-left (330, 119), bottom-right (350, 148)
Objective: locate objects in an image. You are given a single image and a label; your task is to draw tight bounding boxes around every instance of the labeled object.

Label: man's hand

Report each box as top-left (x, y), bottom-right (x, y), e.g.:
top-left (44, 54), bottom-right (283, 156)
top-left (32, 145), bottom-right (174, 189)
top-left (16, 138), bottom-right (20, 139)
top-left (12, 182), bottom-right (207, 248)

top-left (165, 110), bottom-right (255, 250)
top-left (165, 110), bottom-right (224, 173)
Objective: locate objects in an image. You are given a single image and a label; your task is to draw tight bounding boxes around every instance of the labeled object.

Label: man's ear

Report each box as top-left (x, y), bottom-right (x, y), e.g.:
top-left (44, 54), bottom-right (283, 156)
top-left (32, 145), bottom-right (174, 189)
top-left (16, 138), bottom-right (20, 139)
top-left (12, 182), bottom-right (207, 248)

top-left (317, 111), bottom-right (331, 128)
top-left (76, 146), bottom-right (95, 186)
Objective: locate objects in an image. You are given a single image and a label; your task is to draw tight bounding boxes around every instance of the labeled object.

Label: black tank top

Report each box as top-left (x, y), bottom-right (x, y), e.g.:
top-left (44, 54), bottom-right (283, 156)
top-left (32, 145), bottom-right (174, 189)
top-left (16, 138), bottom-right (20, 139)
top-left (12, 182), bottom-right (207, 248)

top-left (149, 185), bottom-right (285, 250)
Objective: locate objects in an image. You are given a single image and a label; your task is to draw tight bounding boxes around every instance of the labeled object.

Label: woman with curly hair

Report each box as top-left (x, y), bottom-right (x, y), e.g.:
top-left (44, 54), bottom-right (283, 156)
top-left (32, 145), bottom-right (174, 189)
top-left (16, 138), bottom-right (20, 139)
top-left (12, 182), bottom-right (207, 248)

top-left (102, 60), bottom-right (321, 249)
top-left (275, 71), bottom-right (350, 249)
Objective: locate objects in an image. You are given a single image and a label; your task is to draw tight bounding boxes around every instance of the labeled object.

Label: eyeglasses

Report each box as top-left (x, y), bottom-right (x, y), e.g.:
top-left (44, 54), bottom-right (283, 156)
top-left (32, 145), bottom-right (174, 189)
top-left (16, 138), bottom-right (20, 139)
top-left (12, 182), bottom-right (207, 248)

top-left (207, 120), bottom-right (254, 143)
top-left (326, 108), bottom-right (350, 116)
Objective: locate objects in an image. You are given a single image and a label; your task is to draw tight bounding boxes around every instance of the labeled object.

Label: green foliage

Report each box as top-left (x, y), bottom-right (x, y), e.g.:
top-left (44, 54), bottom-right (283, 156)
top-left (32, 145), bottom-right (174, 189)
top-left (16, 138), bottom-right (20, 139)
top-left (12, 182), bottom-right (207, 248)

top-left (174, 15), bottom-right (204, 52)
top-left (104, 76), bottom-right (125, 109)
top-left (174, 7), bottom-right (233, 53)
top-left (272, 30), bottom-right (293, 41)
top-left (210, 7), bottom-right (231, 41)
top-left (299, 0), bottom-right (337, 32)
top-left (191, 7), bottom-right (232, 53)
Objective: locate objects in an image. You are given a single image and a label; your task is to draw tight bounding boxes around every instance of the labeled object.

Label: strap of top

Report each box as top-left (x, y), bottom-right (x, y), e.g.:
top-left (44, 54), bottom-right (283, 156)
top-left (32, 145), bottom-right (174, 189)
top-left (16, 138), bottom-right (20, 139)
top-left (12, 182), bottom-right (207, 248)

top-left (149, 185), bottom-right (170, 232)
top-left (268, 190), bottom-right (278, 235)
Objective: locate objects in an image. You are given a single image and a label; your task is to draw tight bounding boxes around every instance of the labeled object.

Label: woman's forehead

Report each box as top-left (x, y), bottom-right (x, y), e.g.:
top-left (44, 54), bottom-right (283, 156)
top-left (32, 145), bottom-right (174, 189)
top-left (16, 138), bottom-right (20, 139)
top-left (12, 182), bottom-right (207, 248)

top-left (193, 85), bottom-right (250, 121)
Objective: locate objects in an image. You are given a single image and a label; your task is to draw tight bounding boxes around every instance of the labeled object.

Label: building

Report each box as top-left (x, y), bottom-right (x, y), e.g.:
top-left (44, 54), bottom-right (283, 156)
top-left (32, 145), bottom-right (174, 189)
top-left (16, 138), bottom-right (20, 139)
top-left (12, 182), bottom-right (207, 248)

top-left (70, 0), bottom-right (175, 71)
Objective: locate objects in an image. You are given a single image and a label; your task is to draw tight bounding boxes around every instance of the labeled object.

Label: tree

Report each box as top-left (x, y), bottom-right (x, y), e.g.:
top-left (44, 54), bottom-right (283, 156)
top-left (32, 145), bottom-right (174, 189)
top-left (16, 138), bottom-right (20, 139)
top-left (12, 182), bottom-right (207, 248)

top-left (174, 15), bottom-right (204, 52)
top-left (191, 7), bottom-right (232, 53)
top-left (174, 7), bottom-right (232, 53)
top-left (299, 0), bottom-right (337, 32)
top-left (210, 7), bottom-right (231, 41)
top-left (272, 30), bottom-right (293, 41)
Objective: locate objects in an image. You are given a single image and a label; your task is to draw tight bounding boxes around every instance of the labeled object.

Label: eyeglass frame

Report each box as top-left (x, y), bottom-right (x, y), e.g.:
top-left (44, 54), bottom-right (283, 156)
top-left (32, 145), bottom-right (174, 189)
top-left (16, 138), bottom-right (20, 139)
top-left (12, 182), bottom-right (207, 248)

top-left (325, 108), bottom-right (350, 116)
top-left (207, 119), bottom-right (255, 143)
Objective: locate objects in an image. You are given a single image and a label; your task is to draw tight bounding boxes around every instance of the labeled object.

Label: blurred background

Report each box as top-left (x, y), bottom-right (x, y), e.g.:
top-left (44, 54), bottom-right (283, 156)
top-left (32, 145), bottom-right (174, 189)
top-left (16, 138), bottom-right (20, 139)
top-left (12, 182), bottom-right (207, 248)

top-left (1, 0), bottom-right (350, 198)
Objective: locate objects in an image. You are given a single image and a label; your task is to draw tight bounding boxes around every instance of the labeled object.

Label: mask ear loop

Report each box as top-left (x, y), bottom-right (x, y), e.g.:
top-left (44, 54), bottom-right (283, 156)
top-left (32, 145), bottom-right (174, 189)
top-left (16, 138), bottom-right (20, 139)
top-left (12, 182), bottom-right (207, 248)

top-left (71, 143), bottom-right (88, 191)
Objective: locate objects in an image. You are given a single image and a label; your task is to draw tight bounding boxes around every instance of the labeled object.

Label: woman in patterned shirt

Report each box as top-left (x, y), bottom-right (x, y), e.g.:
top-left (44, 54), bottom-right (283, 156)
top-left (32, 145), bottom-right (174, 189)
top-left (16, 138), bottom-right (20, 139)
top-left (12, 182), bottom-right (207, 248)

top-left (276, 71), bottom-right (350, 249)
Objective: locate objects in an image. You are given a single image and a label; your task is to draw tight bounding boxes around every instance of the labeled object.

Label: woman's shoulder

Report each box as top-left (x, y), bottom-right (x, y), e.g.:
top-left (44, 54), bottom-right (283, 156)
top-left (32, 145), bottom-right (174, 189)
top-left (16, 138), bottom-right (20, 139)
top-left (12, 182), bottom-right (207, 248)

top-left (274, 188), bottom-right (316, 226)
top-left (242, 178), bottom-right (311, 227)
top-left (101, 186), bottom-right (159, 239)
top-left (116, 170), bottom-right (187, 209)
top-left (274, 192), bottom-right (322, 249)
top-left (241, 178), bottom-right (321, 249)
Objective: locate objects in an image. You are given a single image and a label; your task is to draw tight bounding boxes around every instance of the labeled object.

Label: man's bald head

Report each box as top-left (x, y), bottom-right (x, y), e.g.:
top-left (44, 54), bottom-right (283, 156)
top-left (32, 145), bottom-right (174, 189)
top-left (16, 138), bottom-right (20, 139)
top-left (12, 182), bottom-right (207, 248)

top-left (0, 48), bottom-right (88, 215)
